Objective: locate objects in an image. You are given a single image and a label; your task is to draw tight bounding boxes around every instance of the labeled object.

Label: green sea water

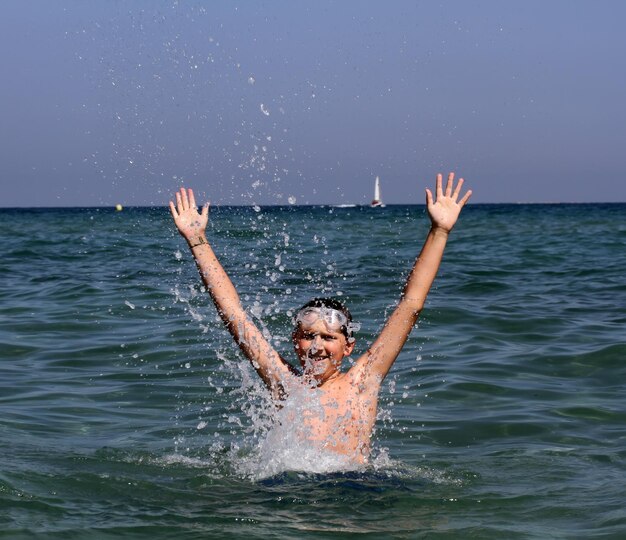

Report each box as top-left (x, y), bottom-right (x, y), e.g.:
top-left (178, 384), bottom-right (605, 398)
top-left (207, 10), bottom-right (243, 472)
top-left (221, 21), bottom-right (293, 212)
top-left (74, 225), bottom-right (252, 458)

top-left (1, 203), bottom-right (625, 539)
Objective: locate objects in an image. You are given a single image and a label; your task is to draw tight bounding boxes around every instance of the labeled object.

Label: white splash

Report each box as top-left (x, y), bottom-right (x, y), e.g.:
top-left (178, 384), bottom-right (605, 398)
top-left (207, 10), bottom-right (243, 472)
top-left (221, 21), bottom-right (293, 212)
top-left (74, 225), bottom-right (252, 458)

top-left (233, 380), bottom-right (363, 481)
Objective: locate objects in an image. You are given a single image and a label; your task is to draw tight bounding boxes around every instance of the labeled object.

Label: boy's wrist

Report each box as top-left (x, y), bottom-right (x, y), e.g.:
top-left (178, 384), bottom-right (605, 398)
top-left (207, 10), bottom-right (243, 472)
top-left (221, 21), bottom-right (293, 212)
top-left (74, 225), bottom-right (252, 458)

top-left (187, 234), bottom-right (208, 248)
top-left (430, 225), bottom-right (451, 236)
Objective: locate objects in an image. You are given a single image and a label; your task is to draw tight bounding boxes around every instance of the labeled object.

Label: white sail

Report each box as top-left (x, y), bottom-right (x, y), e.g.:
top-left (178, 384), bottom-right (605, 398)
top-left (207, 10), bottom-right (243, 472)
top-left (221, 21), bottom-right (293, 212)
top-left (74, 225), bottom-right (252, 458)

top-left (371, 176), bottom-right (384, 207)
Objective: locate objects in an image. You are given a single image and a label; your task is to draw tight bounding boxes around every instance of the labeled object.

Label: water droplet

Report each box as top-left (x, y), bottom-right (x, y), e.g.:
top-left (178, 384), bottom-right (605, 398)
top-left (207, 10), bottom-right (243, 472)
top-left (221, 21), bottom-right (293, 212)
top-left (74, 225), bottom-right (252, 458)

top-left (260, 103), bottom-right (270, 116)
top-left (248, 76), bottom-right (255, 85)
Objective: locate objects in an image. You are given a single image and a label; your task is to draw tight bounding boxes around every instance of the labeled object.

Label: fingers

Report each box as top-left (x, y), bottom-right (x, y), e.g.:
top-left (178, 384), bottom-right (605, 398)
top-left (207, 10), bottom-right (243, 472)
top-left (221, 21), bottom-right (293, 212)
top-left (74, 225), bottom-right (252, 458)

top-left (201, 201), bottom-right (210, 217)
top-left (168, 201), bottom-right (178, 219)
top-left (425, 188), bottom-right (434, 207)
top-left (445, 172), bottom-right (454, 197)
top-left (180, 187), bottom-right (190, 210)
top-left (173, 187), bottom-right (204, 214)
top-left (459, 189), bottom-right (473, 207)
top-left (452, 178), bottom-right (464, 201)
top-left (430, 172), bottom-right (472, 206)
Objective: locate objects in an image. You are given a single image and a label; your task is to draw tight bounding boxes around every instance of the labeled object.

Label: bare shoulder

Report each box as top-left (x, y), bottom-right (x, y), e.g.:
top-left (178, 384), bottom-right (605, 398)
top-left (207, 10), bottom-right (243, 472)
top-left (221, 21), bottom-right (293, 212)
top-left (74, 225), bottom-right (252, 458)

top-left (344, 353), bottom-right (384, 394)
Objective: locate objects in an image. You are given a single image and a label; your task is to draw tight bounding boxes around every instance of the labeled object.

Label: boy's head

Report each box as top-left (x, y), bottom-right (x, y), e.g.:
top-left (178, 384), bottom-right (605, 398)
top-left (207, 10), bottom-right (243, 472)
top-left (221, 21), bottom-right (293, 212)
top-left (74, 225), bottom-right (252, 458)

top-left (291, 298), bottom-right (359, 380)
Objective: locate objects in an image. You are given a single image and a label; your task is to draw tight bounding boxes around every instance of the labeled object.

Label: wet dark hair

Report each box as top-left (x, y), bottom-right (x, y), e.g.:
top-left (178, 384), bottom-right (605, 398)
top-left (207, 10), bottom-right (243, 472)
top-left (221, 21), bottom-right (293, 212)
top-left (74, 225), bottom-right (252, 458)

top-left (295, 297), bottom-right (354, 338)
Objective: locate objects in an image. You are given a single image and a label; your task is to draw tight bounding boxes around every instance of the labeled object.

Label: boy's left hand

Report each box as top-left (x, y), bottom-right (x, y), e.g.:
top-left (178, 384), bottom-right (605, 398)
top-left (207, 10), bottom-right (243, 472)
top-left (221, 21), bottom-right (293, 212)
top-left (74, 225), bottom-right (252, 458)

top-left (425, 172), bottom-right (472, 233)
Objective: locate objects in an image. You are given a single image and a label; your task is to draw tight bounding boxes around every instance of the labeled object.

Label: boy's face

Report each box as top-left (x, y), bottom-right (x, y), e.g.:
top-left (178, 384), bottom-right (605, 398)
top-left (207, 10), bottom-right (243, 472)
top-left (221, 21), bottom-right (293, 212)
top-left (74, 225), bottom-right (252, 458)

top-left (293, 319), bottom-right (355, 382)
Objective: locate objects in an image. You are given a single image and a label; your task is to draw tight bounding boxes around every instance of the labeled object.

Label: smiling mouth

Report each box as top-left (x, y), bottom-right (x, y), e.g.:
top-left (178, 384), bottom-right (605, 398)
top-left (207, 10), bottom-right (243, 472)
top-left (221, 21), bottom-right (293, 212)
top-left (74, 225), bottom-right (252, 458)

top-left (304, 354), bottom-right (330, 363)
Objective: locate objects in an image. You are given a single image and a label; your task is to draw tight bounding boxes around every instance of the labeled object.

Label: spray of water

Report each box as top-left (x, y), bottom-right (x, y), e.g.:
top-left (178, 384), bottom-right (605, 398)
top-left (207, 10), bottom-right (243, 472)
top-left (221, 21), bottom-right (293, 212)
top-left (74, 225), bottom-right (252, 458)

top-left (232, 374), bottom-right (364, 480)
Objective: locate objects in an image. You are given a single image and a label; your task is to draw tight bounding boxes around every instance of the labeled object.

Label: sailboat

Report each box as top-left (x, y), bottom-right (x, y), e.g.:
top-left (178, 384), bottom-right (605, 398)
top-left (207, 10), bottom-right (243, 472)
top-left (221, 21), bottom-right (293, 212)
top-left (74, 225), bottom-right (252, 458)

top-left (370, 176), bottom-right (385, 207)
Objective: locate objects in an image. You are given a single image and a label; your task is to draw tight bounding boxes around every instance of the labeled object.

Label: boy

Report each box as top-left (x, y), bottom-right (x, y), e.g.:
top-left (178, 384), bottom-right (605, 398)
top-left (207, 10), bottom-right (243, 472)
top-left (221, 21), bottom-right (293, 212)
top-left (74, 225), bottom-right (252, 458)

top-left (169, 173), bottom-right (471, 464)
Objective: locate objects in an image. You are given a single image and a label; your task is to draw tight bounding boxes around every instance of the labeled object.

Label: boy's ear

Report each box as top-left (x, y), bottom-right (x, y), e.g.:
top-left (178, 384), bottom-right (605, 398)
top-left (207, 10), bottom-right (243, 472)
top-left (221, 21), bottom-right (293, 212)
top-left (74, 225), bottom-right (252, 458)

top-left (344, 339), bottom-right (355, 356)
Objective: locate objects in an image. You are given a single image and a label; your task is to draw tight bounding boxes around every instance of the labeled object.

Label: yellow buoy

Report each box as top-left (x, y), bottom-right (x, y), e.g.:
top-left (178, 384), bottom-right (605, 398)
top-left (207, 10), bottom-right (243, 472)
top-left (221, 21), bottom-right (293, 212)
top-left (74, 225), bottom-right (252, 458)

top-left (115, 204), bottom-right (123, 212)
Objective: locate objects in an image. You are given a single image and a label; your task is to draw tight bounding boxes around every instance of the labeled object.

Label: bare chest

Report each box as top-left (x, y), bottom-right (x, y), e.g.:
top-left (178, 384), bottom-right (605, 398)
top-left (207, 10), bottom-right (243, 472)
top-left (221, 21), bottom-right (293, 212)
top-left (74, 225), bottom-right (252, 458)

top-left (296, 378), bottom-right (380, 459)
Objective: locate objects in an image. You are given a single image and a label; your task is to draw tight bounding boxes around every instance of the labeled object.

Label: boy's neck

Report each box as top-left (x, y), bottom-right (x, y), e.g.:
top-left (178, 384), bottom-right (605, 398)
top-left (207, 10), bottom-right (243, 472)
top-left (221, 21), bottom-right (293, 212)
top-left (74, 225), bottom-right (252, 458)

top-left (302, 369), bottom-right (341, 387)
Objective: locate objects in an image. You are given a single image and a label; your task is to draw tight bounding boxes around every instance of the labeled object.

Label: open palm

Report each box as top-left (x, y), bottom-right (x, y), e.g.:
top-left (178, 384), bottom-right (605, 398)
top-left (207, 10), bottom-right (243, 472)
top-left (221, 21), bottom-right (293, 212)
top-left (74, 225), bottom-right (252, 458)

top-left (426, 172), bottom-right (472, 232)
top-left (169, 188), bottom-right (209, 241)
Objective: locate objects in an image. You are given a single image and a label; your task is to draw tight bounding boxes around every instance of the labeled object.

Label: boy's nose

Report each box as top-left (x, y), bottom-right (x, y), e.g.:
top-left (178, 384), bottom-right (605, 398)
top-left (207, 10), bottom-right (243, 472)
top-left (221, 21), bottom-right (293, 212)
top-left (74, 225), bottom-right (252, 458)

top-left (309, 336), bottom-right (324, 354)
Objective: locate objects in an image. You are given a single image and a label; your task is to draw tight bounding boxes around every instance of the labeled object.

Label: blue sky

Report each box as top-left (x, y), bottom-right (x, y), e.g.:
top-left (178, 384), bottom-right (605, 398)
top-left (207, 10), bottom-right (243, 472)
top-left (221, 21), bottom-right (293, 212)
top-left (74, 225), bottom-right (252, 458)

top-left (1, 1), bottom-right (625, 206)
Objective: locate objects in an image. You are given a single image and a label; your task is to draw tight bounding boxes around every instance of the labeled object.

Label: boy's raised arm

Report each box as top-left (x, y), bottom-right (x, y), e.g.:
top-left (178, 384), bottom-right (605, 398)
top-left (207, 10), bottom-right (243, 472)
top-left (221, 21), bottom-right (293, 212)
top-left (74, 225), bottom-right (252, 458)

top-left (355, 173), bottom-right (472, 382)
top-left (169, 188), bottom-right (293, 396)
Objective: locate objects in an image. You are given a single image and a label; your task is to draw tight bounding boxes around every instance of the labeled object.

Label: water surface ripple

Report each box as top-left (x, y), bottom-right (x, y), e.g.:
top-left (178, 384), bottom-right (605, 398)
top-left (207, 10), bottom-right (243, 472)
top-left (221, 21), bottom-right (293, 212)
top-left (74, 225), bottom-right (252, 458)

top-left (1, 204), bottom-right (625, 538)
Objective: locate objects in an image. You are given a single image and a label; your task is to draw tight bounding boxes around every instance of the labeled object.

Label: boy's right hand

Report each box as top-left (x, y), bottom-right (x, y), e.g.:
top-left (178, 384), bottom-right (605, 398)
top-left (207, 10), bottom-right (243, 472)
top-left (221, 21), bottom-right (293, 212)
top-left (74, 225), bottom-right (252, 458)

top-left (169, 187), bottom-right (209, 244)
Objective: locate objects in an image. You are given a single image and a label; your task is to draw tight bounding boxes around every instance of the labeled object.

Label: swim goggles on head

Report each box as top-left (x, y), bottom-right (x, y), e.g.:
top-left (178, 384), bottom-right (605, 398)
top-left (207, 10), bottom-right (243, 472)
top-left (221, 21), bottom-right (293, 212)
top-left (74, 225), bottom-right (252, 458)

top-left (293, 306), bottom-right (361, 335)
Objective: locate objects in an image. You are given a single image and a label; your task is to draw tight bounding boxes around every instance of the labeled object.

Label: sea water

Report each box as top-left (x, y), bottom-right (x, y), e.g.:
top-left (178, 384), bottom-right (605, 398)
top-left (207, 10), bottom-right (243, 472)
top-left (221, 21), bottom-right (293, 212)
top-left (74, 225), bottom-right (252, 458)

top-left (1, 203), bottom-right (625, 538)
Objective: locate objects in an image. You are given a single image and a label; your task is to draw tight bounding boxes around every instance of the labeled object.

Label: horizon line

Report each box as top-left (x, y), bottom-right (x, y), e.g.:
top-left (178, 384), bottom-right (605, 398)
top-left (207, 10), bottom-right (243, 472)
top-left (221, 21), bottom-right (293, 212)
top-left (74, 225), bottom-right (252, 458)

top-left (1, 201), bottom-right (624, 210)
